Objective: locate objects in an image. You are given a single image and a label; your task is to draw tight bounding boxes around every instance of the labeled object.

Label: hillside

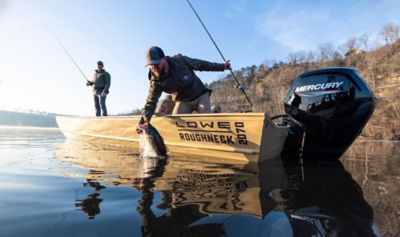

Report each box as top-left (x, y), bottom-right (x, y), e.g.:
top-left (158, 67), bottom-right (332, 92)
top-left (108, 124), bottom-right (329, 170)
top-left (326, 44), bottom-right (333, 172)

top-left (0, 110), bottom-right (58, 128)
top-left (209, 41), bottom-right (400, 140)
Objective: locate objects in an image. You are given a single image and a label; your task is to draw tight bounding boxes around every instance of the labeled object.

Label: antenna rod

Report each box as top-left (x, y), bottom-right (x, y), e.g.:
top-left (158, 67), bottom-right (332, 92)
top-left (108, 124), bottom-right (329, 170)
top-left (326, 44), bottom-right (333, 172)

top-left (185, 0), bottom-right (253, 107)
top-left (48, 28), bottom-right (89, 82)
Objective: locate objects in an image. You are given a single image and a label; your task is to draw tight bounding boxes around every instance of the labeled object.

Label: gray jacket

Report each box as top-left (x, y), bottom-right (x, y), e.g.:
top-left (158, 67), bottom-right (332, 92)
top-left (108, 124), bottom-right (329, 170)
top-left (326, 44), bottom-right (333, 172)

top-left (141, 54), bottom-right (225, 122)
top-left (92, 69), bottom-right (111, 93)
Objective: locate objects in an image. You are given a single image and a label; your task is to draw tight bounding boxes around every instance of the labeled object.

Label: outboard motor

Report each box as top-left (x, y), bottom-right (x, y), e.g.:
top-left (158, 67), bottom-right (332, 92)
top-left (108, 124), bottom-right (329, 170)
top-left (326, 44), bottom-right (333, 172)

top-left (284, 67), bottom-right (375, 159)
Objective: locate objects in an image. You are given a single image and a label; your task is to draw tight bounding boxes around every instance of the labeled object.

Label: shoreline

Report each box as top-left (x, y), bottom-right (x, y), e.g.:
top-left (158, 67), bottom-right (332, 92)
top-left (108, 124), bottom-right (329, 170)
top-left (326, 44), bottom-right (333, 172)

top-left (0, 125), bottom-right (59, 130)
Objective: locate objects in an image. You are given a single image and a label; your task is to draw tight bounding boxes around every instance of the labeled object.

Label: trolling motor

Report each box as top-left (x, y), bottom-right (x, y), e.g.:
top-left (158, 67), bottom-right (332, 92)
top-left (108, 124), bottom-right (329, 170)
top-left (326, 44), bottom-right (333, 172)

top-left (283, 67), bottom-right (375, 159)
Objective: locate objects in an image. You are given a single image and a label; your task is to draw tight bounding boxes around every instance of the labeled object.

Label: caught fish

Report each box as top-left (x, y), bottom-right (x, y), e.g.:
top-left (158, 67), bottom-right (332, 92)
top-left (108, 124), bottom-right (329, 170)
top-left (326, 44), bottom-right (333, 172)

top-left (139, 124), bottom-right (167, 157)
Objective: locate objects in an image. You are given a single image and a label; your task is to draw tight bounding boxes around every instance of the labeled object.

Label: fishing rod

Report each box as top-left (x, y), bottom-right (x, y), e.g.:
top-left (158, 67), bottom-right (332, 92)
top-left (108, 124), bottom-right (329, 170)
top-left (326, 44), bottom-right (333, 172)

top-left (185, 0), bottom-right (253, 108)
top-left (48, 27), bottom-right (90, 82)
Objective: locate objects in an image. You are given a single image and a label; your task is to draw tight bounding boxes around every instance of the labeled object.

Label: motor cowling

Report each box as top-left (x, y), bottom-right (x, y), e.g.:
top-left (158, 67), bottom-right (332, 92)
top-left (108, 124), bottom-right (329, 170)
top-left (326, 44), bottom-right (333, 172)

top-left (284, 67), bottom-right (375, 159)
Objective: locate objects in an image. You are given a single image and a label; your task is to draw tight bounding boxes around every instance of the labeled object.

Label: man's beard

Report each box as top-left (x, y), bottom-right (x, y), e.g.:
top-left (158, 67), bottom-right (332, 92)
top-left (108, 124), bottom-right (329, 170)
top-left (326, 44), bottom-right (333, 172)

top-left (152, 68), bottom-right (162, 78)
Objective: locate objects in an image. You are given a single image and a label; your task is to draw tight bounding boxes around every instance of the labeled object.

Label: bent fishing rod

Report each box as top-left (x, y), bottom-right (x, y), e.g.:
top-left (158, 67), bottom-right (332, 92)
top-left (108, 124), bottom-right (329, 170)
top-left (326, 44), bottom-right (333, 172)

top-left (185, 0), bottom-right (253, 108)
top-left (48, 28), bottom-right (90, 83)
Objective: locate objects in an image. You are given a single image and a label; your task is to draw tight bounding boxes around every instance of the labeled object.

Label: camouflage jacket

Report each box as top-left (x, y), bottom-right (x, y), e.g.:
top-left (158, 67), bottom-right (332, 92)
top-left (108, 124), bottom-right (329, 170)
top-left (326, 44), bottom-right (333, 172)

top-left (141, 54), bottom-right (225, 122)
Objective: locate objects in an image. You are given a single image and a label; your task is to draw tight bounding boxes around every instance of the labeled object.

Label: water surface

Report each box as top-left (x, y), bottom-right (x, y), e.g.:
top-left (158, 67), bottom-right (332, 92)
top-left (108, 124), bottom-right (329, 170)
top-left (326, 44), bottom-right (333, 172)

top-left (0, 127), bottom-right (398, 236)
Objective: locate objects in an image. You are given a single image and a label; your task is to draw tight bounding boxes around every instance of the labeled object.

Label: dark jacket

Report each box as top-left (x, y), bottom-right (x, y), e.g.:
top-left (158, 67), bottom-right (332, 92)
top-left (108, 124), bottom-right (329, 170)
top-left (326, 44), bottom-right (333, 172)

top-left (141, 54), bottom-right (225, 122)
top-left (92, 69), bottom-right (111, 93)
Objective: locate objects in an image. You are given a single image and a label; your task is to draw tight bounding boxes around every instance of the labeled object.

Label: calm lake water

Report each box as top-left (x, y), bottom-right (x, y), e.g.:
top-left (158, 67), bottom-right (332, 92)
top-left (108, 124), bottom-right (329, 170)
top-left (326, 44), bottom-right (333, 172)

top-left (0, 126), bottom-right (399, 237)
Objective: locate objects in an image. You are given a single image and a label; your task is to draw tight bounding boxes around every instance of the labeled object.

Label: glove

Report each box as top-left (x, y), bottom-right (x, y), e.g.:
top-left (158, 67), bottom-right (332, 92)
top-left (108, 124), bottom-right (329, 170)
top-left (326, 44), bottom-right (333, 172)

top-left (136, 121), bottom-right (149, 135)
top-left (86, 80), bottom-right (93, 86)
top-left (224, 60), bottom-right (231, 70)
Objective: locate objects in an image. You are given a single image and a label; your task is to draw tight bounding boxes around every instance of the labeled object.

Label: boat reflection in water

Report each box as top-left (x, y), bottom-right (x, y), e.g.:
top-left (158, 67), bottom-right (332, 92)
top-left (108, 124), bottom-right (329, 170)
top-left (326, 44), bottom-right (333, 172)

top-left (56, 140), bottom-right (378, 236)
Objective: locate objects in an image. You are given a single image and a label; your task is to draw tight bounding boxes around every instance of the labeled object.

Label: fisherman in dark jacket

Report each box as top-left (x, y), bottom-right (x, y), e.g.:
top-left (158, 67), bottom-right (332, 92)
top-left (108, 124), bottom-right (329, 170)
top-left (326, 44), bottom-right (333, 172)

top-left (86, 61), bottom-right (111, 116)
top-left (136, 46), bottom-right (230, 133)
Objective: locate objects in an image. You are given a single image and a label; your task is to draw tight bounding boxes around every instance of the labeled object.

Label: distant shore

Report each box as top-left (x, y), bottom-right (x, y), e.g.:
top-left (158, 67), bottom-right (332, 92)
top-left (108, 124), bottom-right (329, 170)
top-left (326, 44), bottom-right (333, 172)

top-left (0, 110), bottom-right (58, 128)
top-left (0, 125), bottom-right (59, 130)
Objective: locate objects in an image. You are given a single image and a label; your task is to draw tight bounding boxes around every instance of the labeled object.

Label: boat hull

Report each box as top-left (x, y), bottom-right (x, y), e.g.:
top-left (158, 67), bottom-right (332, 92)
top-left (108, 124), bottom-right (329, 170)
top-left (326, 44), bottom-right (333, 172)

top-left (56, 113), bottom-right (289, 163)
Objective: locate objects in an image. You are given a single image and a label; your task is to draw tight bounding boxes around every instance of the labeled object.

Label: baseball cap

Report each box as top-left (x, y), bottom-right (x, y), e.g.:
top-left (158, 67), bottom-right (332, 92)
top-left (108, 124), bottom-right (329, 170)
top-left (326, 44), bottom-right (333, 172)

top-left (97, 61), bottom-right (104, 65)
top-left (145, 46), bottom-right (165, 66)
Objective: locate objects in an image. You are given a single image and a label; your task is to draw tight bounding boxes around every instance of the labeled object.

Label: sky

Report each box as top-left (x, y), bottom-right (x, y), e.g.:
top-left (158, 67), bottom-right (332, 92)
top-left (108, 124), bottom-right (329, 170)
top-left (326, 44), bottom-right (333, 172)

top-left (0, 0), bottom-right (399, 116)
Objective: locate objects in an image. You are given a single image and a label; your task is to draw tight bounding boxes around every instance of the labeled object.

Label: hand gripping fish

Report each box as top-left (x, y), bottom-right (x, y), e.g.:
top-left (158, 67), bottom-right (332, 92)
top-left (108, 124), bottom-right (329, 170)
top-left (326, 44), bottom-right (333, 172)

top-left (139, 124), bottom-right (167, 157)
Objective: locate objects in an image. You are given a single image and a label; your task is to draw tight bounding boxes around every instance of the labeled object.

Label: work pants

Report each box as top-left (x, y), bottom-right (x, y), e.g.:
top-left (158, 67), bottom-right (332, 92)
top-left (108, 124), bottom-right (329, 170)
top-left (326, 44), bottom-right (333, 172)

top-left (172, 92), bottom-right (211, 115)
top-left (94, 90), bottom-right (107, 116)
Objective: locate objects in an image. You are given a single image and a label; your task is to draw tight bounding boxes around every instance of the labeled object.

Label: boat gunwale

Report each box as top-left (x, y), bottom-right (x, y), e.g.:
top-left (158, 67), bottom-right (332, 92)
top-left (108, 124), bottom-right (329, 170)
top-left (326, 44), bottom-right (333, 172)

top-left (57, 113), bottom-right (268, 120)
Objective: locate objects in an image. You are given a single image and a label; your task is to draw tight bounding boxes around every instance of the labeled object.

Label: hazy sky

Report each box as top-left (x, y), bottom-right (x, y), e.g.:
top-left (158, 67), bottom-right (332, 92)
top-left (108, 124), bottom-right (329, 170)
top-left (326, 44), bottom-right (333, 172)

top-left (0, 0), bottom-right (399, 115)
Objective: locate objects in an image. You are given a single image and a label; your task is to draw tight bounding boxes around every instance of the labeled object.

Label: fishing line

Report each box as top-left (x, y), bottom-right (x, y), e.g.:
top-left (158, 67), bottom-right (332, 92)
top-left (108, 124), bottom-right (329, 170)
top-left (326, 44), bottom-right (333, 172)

top-left (48, 27), bottom-right (90, 82)
top-left (185, 0), bottom-right (253, 108)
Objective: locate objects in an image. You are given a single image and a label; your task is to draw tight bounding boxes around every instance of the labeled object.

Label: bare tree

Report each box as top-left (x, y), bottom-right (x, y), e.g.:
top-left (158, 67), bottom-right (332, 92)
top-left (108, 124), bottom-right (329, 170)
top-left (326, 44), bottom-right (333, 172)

top-left (263, 59), bottom-right (277, 68)
top-left (287, 53), bottom-right (299, 65)
top-left (380, 22), bottom-right (400, 45)
top-left (257, 64), bottom-right (266, 75)
top-left (318, 42), bottom-right (335, 62)
top-left (287, 51), bottom-right (306, 65)
top-left (345, 37), bottom-right (358, 51)
top-left (359, 33), bottom-right (370, 51)
top-left (306, 50), bottom-right (316, 63)
top-left (333, 51), bottom-right (343, 61)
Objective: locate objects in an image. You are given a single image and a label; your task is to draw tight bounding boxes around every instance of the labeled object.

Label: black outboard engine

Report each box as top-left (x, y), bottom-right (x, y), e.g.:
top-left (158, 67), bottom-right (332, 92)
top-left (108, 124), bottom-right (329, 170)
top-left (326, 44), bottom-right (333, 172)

top-left (284, 67), bottom-right (375, 159)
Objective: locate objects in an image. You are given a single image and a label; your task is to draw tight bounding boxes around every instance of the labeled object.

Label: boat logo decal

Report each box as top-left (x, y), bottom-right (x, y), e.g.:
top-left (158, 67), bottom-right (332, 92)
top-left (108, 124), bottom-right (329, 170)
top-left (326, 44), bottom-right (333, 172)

top-left (175, 121), bottom-right (248, 145)
top-left (295, 81), bottom-right (344, 96)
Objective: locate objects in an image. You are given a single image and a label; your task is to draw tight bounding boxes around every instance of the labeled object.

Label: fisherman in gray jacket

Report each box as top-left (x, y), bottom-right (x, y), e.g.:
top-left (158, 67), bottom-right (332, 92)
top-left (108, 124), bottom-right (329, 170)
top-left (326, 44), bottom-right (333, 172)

top-left (136, 46), bottom-right (230, 133)
top-left (86, 61), bottom-right (111, 116)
